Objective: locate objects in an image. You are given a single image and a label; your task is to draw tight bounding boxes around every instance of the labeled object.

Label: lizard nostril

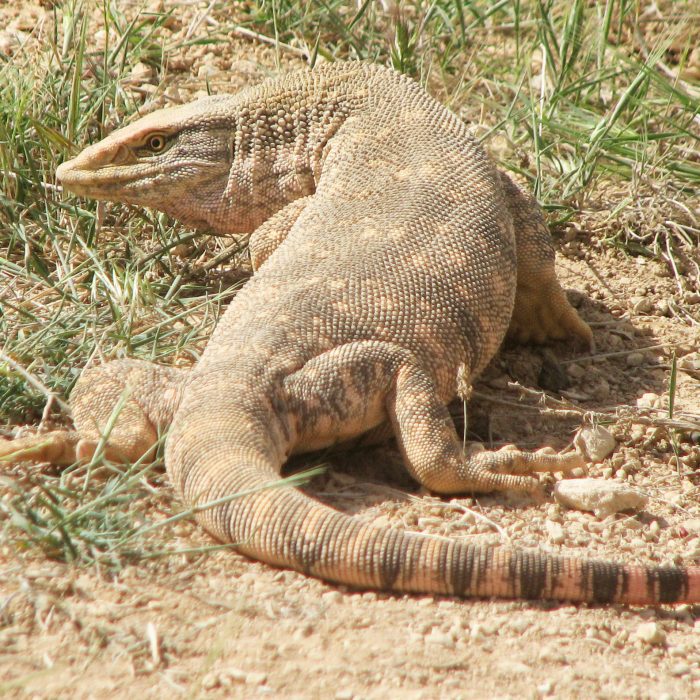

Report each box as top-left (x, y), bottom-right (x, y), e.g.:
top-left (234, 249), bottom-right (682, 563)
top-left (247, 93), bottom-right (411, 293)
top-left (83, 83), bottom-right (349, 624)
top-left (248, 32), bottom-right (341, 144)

top-left (112, 143), bottom-right (132, 165)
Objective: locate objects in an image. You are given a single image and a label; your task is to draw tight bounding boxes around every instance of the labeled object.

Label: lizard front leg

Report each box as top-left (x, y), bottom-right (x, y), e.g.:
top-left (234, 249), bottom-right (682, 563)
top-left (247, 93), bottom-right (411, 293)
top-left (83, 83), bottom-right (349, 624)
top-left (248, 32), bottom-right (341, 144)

top-left (249, 196), bottom-right (313, 271)
top-left (0, 360), bottom-right (187, 466)
top-left (498, 172), bottom-right (593, 348)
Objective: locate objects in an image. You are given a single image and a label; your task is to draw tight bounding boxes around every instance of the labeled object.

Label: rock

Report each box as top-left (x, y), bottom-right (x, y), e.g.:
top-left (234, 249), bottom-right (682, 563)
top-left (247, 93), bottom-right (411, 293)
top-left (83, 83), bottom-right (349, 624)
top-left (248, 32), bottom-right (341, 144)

top-left (538, 350), bottom-right (570, 392)
top-left (566, 363), bottom-right (585, 380)
top-left (679, 352), bottom-right (700, 376)
top-left (246, 672), bottom-right (268, 685)
top-left (497, 660), bottom-right (531, 675)
top-left (679, 518), bottom-right (700, 536)
top-left (130, 61), bottom-right (154, 83)
top-left (626, 351), bottom-right (645, 367)
top-left (335, 691), bottom-right (354, 700)
top-left (426, 630), bottom-right (455, 648)
top-left (322, 590), bottom-right (343, 605)
top-left (469, 621), bottom-right (497, 638)
top-left (591, 377), bottom-right (611, 401)
top-left (202, 673), bottom-right (218, 690)
top-left (220, 668), bottom-right (247, 686)
top-left (537, 679), bottom-right (555, 695)
top-left (655, 299), bottom-right (671, 317)
top-left (554, 479), bottom-right (648, 518)
top-left (636, 392), bottom-right (661, 408)
top-left (508, 618), bottom-right (531, 634)
top-left (670, 663), bottom-right (690, 677)
top-left (487, 374), bottom-right (509, 390)
top-left (545, 521), bottom-right (565, 545)
top-left (0, 29), bottom-right (27, 56)
top-left (634, 621), bottom-right (666, 646)
top-left (197, 64), bottom-right (221, 79)
top-left (574, 425), bottom-right (617, 462)
top-left (631, 296), bottom-right (653, 314)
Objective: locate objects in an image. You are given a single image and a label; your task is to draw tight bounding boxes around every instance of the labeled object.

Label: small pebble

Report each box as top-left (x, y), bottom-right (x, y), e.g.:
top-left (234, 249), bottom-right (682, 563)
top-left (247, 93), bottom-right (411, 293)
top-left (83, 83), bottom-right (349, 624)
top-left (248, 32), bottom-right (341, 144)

top-left (626, 352), bottom-right (645, 367)
top-left (130, 61), bottom-right (154, 82)
top-left (202, 674), bottom-right (218, 690)
top-left (546, 504), bottom-right (563, 522)
top-left (508, 618), bottom-right (531, 634)
top-left (635, 621), bottom-right (666, 645)
top-left (322, 590), bottom-right (343, 605)
top-left (294, 623), bottom-right (314, 639)
top-left (246, 672), bottom-right (268, 685)
top-left (655, 299), bottom-right (671, 316)
top-left (631, 296), bottom-right (653, 314)
top-left (636, 392), bottom-right (661, 408)
top-left (574, 425), bottom-right (616, 462)
top-left (679, 518), bottom-right (700, 535)
top-left (591, 378), bottom-right (611, 401)
top-left (554, 478), bottom-right (647, 518)
top-left (545, 521), bottom-right (566, 545)
top-left (566, 363), bottom-right (585, 380)
top-left (426, 631), bottom-right (455, 648)
top-left (537, 679), bottom-right (555, 695)
top-left (497, 660), bottom-right (531, 675)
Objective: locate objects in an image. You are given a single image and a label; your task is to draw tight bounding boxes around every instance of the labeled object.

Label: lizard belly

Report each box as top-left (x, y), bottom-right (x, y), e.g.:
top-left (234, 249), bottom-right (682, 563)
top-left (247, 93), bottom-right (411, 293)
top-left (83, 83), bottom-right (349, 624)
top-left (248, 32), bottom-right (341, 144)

top-left (292, 400), bottom-right (387, 453)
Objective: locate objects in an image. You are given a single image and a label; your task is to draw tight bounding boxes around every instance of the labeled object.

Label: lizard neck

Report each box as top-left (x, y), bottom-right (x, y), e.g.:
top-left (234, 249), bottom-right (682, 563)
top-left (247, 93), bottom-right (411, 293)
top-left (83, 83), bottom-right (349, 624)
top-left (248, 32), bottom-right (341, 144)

top-left (211, 68), bottom-right (376, 235)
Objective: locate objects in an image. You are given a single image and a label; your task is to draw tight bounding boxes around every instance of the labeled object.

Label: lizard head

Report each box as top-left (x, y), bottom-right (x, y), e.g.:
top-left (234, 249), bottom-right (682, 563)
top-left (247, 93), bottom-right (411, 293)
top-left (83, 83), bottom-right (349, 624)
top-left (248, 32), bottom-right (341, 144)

top-left (56, 97), bottom-right (249, 233)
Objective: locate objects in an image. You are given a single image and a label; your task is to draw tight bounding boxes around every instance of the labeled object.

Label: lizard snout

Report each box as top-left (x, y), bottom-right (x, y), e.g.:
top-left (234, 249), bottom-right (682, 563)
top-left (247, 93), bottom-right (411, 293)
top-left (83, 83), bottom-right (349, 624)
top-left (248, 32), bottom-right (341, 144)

top-left (56, 140), bottom-right (135, 198)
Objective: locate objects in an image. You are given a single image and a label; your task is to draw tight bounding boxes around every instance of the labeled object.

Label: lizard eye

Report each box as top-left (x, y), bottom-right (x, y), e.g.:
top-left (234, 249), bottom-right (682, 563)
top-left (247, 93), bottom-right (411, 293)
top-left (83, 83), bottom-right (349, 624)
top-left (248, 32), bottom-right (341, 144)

top-left (145, 134), bottom-right (168, 153)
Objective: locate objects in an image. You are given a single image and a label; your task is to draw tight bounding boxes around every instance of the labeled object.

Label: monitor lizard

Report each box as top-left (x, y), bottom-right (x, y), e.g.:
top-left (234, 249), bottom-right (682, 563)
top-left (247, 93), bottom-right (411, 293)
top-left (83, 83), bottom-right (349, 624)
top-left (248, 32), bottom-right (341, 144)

top-left (2, 62), bottom-right (697, 604)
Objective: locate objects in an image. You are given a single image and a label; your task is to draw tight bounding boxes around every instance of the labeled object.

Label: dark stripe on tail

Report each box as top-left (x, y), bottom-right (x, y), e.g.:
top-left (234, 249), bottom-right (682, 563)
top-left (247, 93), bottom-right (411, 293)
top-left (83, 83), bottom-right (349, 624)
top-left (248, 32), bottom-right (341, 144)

top-left (510, 550), bottom-right (547, 600)
top-left (581, 560), bottom-right (622, 603)
top-left (475, 545), bottom-right (494, 595)
top-left (649, 568), bottom-right (689, 604)
top-left (378, 527), bottom-right (403, 589)
top-left (449, 542), bottom-right (474, 596)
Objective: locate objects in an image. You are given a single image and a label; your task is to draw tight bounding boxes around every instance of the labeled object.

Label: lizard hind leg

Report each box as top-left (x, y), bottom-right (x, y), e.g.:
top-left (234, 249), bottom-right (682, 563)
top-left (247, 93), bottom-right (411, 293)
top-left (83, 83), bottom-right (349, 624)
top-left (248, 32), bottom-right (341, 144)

top-left (70, 360), bottom-right (187, 464)
top-left (1, 360), bottom-right (187, 467)
top-left (389, 363), bottom-right (584, 495)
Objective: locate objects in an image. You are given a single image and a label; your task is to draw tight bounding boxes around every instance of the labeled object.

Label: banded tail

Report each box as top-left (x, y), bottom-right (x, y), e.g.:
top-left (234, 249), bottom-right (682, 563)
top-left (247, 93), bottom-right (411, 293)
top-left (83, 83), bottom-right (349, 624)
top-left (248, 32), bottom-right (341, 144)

top-left (173, 453), bottom-right (700, 606)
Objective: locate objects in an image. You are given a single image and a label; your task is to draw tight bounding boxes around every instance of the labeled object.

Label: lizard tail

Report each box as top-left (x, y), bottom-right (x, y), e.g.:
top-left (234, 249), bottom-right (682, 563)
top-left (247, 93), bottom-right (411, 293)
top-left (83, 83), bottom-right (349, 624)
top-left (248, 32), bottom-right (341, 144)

top-left (172, 456), bottom-right (699, 605)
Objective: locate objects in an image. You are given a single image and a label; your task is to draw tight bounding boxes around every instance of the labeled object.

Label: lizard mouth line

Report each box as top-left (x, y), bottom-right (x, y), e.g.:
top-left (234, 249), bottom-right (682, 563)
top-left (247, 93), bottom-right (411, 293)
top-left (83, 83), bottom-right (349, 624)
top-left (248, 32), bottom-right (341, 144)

top-left (57, 159), bottom-right (225, 193)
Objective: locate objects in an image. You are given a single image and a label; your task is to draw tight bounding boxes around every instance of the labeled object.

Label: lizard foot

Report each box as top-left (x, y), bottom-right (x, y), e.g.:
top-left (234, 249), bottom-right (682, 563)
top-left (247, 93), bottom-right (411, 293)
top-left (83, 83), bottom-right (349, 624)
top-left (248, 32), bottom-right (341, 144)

top-left (507, 280), bottom-right (594, 350)
top-left (0, 429), bottom-right (159, 467)
top-left (457, 444), bottom-right (585, 494)
top-left (0, 430), bottom-right (81, 466)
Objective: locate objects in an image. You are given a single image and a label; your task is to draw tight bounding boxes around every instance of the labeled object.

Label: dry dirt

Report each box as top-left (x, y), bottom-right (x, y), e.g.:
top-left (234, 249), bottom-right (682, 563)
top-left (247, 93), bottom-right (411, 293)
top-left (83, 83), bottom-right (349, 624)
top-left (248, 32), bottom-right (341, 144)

top-left (1, 2), bottom-right (699, 699)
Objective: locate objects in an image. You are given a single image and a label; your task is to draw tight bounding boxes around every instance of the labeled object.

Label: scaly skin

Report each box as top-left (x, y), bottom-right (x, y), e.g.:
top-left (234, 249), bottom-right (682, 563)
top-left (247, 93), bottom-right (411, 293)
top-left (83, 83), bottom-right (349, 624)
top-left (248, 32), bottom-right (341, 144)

top-left (2, 63), bottom-right (697, 604)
